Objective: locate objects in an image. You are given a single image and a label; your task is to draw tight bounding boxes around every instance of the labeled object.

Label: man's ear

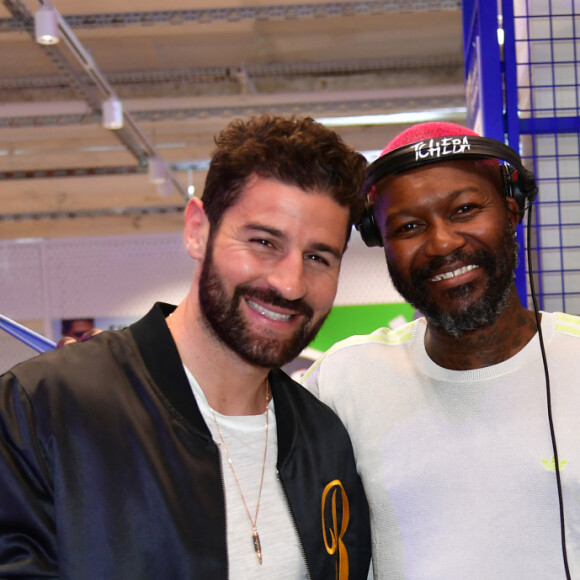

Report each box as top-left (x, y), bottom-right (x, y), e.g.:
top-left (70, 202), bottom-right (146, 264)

top-left (505, 195), bottom-right (522, 228)
top-left (184, 198), bottom-right (210, 259)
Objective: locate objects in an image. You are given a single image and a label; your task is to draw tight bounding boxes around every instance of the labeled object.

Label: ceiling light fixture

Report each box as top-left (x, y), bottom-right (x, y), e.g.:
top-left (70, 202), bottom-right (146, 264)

top-left (34, 3), bottom-right (60, 45)
top-left (148, 155), bottom-right (167, 184)
top-left (157, 180), bottom-right (174, 197)
top-left (102, 96), bottom-right (124, 130)
top-left (316, 107), bottom-right (467, 128)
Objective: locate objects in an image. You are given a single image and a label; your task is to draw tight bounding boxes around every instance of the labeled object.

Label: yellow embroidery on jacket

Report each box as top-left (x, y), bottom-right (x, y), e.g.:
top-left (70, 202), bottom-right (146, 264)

top-left (321, 479), bottom-right (350, 579)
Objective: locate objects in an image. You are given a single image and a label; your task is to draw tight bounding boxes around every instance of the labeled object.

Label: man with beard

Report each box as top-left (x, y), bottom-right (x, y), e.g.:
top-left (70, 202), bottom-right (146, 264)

top-left (0, 115), bottom-right (371, 579)
top-left (303, 122), bottom-right (580, 578)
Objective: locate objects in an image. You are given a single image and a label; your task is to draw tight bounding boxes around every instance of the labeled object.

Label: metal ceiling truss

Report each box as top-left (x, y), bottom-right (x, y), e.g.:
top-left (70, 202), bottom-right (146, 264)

top-left (0, 165), bottom-right (147, 180)
top-left (0, 1), bottom-right (461, 32)
top-left (0, 90), bottom-right (466, 129)
top-left (1, 54), bottom-right (463, 91)
top-left (0, 160), bottom-right (210, 180)
top-left (0, 205), bottom-right (186, 223)
top-left (2, 0), bottom-right (189, 200)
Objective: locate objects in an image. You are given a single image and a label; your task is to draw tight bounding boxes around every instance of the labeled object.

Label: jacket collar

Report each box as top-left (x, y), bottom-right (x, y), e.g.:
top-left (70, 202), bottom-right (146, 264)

top-left (129, 302), bottom-right (211, 437)
top-left (129, 302), bottom-right (299, 460)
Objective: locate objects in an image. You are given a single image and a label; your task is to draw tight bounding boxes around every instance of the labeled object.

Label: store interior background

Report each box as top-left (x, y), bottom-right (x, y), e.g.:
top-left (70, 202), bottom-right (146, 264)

top-left (1, 0), bottom-right (467, 372)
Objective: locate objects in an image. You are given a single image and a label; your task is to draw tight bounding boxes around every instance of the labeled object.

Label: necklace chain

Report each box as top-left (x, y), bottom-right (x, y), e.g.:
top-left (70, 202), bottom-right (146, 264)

top-left (210, 383), bottom-right (270, 566)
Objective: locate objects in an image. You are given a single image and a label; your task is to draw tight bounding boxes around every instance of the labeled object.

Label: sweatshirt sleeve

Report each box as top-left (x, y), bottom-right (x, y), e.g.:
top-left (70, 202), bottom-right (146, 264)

top-left (0, 372), bottom-right (57, 577)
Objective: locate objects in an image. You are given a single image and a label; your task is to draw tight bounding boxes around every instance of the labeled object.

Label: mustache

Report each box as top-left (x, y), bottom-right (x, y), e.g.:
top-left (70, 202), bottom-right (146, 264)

top-left (236, 286), bottom-right (314, 318)
top-left (411, 250), bottom-right (489, 285)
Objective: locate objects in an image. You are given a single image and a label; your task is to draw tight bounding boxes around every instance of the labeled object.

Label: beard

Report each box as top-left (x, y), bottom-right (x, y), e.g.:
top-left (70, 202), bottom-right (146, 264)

top-left (387, 219), bottom-right (518, 338)
top-left (198, 242), bottom-right (330, 368)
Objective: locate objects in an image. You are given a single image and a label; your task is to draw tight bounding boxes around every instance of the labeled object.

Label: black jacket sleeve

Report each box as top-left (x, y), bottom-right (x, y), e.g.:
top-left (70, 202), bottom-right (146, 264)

top-left (0, 372), bottom-right (58, 577)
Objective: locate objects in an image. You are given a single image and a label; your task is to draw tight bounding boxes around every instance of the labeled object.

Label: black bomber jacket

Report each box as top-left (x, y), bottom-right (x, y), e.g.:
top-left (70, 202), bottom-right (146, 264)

top-left (0, 303), bottom-right (371, 579)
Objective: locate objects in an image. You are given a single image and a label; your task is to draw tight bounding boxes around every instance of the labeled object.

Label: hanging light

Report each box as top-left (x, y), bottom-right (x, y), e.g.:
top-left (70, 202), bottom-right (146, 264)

top-left (148, 155), bottom-right (167, 184)
top-left (102, 96), bottom-right (124, 130)
top-left (34, 3), bottom-right (60, 45)
top-left (157, 180), bottom-right (174, 197)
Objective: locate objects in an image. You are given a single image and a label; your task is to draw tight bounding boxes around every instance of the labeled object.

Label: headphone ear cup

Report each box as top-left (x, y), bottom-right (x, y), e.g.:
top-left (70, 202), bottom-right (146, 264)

top-left (520, 166), bottom-right (538, 206)
top-left (357, 207), bottom-right (383, 248)
top-left (501, 164), bottom-right (526, 221)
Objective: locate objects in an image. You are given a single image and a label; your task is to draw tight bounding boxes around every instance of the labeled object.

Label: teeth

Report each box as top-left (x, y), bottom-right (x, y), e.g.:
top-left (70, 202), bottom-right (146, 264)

top-left (247, 299), bottom-right (292, 321)
top-left (430, 264), bottom-right (479, 282)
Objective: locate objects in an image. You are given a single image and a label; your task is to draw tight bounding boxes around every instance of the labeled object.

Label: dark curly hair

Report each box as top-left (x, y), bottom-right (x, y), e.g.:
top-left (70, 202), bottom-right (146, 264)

top-left (201, 115), bottom-right (367, 242)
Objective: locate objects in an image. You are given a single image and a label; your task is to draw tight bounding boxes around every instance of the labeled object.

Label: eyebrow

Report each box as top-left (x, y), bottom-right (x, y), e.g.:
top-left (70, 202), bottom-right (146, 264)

top-left (244, 223), bottom-right (284, 238)
top-left (244, 223), bottom-right (343, 260)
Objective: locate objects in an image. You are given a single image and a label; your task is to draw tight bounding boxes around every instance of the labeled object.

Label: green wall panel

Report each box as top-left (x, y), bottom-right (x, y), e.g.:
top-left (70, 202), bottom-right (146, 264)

top-left (309, 302), bottom-right (415, 353)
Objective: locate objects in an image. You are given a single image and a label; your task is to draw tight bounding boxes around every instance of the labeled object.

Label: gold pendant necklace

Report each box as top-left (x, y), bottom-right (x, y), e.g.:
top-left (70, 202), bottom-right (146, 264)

top-left (210, 384), bottom-right (270, 565)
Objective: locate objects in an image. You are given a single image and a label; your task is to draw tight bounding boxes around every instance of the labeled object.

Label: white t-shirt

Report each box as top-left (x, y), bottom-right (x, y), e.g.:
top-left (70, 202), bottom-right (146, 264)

top-left (303, 311), bottom-right (580, 579)
top-left (184, 367), bottom-right (308, 579)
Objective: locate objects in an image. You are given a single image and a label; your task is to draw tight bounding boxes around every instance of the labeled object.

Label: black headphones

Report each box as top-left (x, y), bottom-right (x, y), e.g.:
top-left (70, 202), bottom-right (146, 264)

top-left (356, 135), bottom-right (538, 247)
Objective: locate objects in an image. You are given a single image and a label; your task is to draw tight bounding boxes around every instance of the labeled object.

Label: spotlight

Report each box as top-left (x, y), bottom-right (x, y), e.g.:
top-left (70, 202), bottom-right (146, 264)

top-left (148, 155), bottom-right (167, 184)
top-left (102, 96), bottom-right (124, 130)
top-left (34, 3), bottom-right (60, 45)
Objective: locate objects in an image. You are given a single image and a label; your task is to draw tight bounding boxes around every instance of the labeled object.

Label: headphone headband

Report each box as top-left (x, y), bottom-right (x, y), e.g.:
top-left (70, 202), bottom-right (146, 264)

top-left (364, 135), bottom-right (526, 192)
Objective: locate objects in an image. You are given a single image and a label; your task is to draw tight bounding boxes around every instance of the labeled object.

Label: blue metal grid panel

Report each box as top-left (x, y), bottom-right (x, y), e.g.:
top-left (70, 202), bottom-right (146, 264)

top-left (512, 0), bottom-right (580, 314)
top-left (462, 0), bottom-right (530, 300)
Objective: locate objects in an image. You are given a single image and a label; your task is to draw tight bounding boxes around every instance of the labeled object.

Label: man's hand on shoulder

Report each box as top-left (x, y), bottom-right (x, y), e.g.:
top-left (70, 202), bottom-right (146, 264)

top-left (56, 328), bottom-right (102, 348)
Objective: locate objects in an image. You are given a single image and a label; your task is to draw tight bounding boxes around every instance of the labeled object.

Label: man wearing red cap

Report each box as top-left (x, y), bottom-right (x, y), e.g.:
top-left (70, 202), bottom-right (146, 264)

top-left (304, 122), bottom-right (580, 578)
